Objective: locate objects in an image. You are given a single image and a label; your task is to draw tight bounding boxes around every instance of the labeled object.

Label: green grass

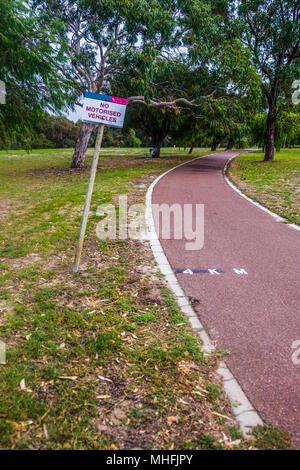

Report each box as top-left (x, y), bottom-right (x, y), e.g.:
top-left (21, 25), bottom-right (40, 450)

top-left (253, 425), bottom-right (292, 450)
top-left (229, 148), bottom-right (300, 224)
top-left (0, 147), bottom-right (211, 259)
top-left (0, 146), bottom-right (227, 450)
top-left (0, 146), bottom-right (292, 450)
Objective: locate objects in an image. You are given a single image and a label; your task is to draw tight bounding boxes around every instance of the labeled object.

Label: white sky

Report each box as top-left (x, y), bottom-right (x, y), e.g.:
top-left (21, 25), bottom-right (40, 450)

top-left (65, 104), bottom-right (82, 122)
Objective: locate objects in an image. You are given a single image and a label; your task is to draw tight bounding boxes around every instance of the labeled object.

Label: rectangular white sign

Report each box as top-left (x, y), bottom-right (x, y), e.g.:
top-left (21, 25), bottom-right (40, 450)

top-left (81, 92), bottom-right (127, 129)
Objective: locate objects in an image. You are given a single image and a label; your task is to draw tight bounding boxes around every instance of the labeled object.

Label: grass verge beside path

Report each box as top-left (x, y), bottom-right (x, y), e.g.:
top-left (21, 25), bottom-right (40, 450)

top-left (0, 147), bottom-right (291, 449)
top-left (228, 149), bottom-right (300, 225)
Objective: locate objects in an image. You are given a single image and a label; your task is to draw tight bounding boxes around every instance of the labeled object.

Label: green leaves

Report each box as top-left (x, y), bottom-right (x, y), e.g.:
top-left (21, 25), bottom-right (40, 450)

top-left (235, 0), bottom-right (300, 159)
top-left (3, 0), bottom-right (296, 160)
top-left (0, 0), bottom-right (74, 145)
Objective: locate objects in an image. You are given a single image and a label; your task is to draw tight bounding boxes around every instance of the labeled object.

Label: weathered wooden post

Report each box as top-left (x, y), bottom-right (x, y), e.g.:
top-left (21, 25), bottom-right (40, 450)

top-left (72, 124), bottom-right (105, 273)
top-left (72, 92), bottom-right (128, 273)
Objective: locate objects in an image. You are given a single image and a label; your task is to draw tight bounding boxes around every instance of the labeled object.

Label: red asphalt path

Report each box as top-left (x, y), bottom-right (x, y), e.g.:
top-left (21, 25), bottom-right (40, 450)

top-left (151, 151), bottom-right (300, 448)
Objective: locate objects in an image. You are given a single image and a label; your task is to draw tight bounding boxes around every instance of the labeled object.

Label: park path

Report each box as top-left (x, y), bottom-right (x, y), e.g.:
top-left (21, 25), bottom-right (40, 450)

top-left (151, 151), bottom-right (300, 448)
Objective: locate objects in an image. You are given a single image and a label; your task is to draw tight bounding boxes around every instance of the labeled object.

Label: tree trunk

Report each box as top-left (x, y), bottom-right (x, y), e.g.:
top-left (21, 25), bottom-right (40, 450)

top-left (264, 113), bottom-right (276, 162)
top-left (71, 122), bottom-right (95, 168)
top-left (211, 140), bottom-right (219, 151)
top-left (226, 137), bottom-right (234, 150)
top-left (264, 83), bottom-right (278, 162)
top-left (152, 134), bottom-right (165, 158)
top-left (153, 141), bottom-right (162, 157)
top-left (188, 142), bottom-right (195, 154)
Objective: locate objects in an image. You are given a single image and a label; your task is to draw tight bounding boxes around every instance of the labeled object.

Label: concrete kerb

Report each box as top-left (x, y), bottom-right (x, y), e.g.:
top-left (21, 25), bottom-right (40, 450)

top-left (145, 151), bottom-right (264, 438)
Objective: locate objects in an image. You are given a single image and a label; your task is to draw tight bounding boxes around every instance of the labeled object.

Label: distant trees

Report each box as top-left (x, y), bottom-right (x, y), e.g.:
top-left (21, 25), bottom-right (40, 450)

top-left (39, 117), bottom-right (81, 149)
top-left (275, 112), bottom-right (300, 149)
top-left (0, 115), bottom-right (80, 150)
top-left (0, 115), bottom-right (142, 150)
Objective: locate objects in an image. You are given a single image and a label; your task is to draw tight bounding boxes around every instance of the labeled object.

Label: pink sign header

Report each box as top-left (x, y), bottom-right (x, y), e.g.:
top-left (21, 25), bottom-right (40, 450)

top-left (110, 96), bottom-right (128, 106)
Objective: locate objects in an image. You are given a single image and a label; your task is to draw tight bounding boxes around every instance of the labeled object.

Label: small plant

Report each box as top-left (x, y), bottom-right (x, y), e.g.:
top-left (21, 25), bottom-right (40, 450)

top-left (133, 313), bottom-right (158, 323)
top-left (226, 425), bottom-right (243, 440)
top-left (253, 425), bottom-right (292, 450)
top-left (128, 408), bottom-right (149, 428)
top-left (206, 383), bottom-right (221, 402)
top-left (93, 331), bottom-right (122, 354)
top-left (200, 433), bottom-right (223, 450)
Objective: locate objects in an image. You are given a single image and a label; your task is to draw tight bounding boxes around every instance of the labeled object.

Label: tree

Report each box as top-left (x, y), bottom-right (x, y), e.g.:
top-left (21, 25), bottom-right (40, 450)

top-left (0, 0), bottom-right (72, 147)
top-left (162, 34), bottom-right (261, 152)
top-left (251, 113), bottom-right (267, 149)
top-left (30, 0), bottom-right (262, 166)
top-left (251, 111), bottom-right (300, 150)
top-left (32, 0), bottom-right (189, 167)
top-left (34, 0), bottom-right (250, 167)
top-left (122, 129), bottom-right (141, 148)
top-left (237, 0), bottom-right (300, 161)
top-left (125, 103), bottom-right (181, 157)
top-left (164, 1), bottom-right (262, 152)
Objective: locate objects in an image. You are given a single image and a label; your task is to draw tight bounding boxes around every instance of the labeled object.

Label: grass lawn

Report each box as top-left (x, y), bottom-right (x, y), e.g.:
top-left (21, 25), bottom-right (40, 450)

top-left (228, 148), bottom-right (300, 225)
top-left (0, 147), bottom-right (291, 450)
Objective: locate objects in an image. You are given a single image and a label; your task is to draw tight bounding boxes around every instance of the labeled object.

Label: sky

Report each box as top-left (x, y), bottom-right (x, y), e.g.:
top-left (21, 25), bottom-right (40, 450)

top-left (65, 105), bottom-right (82, 122)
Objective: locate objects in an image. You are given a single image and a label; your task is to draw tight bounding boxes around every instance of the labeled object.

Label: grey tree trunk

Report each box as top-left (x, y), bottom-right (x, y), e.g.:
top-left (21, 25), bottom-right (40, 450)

top-left (211, 140), bottom-right (219, 151)
top-left (153, 141), bottom-right (162, 157)
top-left (264, 113), bottom-right (276, 161)
top-left (152, 134), bottom-right (166, 158)
top-left (71, 122), bottom-right (95, 169)
top-left (188, 142), bottom-right (195, 154)
top-left (226, 137), bottom-right (234, 150)
top-left (264, 83), bottom-right (278, 162)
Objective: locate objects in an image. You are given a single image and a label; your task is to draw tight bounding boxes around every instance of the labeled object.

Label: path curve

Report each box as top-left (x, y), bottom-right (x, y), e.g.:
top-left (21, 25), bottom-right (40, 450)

top-left (151, 151), bottom-right (300, 448)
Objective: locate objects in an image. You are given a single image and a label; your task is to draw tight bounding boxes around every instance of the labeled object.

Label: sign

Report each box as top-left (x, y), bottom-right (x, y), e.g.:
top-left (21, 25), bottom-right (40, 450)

top-left (73, 90), bottom-right (128, 273)
top-left (81, 91), bottom-right (127, 128)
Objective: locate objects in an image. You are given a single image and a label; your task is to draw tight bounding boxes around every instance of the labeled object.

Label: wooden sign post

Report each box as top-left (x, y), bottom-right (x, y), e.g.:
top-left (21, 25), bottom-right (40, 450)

top-left (72, 92), bottom-right (128, 273)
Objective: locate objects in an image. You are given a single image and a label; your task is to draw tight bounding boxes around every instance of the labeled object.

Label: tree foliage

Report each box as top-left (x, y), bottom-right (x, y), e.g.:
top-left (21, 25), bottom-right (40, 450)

top-left (29, 0), bottom-right (262, 166)
top-left (236, 0), bottom-right (300, 160)
top-left (31, 0), bottom-right (187, 166)
top-left (0, 0), bottom-right (73, 147)
top-left (251, 111), bottom-right (300, 150)
top-left (2, 0), bottom-right (298, 162)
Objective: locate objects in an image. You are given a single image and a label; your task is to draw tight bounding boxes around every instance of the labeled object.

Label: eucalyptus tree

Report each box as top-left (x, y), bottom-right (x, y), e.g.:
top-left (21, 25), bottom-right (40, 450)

top-left (31, 0), bottom-right (191, 167)
top-left (30, 0), bottom-right (262, 167)
top-left (236, 0), bottom-right (300, 161)
top-left (33, 0), bottom-right (246, 167)
top-left (118, 7), bottom-right (261, 155)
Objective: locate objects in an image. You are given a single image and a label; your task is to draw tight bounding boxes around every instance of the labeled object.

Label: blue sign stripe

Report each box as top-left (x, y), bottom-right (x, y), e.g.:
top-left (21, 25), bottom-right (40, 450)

top-left (84, 91), bottom-right (111, 102)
